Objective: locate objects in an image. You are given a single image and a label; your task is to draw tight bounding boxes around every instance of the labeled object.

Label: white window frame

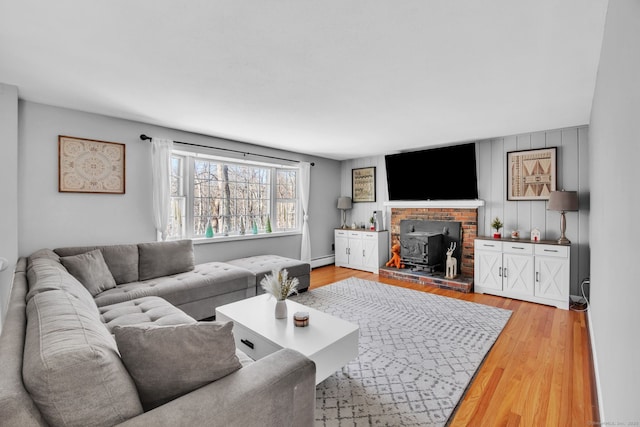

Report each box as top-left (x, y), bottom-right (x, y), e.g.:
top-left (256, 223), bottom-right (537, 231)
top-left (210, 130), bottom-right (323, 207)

top-left (168, 148), bottom-right (302, 242)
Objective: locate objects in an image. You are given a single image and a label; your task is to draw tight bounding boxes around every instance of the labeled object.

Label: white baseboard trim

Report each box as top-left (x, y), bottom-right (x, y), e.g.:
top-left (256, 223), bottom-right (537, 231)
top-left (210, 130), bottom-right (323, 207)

top-left (587, 310), bottom-right (605, 421)
top-left (311, 256), bottom-right (335, 269)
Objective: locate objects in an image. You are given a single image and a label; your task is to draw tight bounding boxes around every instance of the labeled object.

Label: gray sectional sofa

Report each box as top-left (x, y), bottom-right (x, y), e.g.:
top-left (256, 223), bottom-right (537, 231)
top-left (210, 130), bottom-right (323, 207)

top-left (0, 240), bottom-right (315, 427)
top-left (51, 239), bottom-right (310, 320)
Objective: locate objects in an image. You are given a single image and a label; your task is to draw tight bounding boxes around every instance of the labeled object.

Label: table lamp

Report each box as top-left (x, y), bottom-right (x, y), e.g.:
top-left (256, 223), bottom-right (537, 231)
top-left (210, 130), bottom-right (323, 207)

top-left (337, 197), bottom-right (352, 229)
top-left (547, 190), bottom-right (579, 244)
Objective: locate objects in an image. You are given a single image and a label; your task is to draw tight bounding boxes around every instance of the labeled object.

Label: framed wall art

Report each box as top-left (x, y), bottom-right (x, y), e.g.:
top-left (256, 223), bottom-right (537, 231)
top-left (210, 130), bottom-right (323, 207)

top-left (507, 147), bottom-right (556, 201)
top-left (352, 166), bottom-right (376, 202)
top-left (58, 135), bottom-right (126, 194)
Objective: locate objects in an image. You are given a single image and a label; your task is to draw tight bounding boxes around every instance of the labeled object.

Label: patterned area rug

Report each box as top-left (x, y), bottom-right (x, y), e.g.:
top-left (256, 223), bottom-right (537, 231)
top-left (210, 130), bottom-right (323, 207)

top-left (290, 278), bottom-right (512, 427)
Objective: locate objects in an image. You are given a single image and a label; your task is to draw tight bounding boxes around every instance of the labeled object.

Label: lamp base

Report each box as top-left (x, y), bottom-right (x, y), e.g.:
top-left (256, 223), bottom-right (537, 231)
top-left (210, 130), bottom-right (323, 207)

top-left (557, 211), bottom-right (571, 245)
top-left (340, 210), bottom-right (347, 229)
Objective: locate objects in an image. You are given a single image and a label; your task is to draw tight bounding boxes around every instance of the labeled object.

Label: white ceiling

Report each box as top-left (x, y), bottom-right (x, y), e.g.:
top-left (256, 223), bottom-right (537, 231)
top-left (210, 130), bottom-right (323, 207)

top-left (0, 1), bottom-right (608, 161)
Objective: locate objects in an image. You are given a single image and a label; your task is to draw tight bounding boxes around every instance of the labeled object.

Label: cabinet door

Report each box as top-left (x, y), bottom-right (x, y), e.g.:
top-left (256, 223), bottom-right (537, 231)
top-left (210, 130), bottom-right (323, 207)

top-left (475, 250), bottom-right (503, 290)
top-left (335, 233), bottom-right (349, 267)
top-left (535, 256), bottom-right (569, 302)
top-left (361, 234), bottom-right (379, 271)
top-left (349, 237), bottom-right (363, 268)
top-left (503, 253), bottom-right (534, 296)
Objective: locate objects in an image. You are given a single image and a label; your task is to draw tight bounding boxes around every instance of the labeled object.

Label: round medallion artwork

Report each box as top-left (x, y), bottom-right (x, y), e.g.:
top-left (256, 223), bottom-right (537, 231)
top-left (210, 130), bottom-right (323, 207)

top-left (59, 136), bottom-right (125, 193)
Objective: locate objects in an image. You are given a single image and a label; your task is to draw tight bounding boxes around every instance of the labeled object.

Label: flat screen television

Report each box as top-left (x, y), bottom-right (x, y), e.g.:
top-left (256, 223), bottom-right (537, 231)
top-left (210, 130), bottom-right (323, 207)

top-left (385, 143), bottom-right (478, 201)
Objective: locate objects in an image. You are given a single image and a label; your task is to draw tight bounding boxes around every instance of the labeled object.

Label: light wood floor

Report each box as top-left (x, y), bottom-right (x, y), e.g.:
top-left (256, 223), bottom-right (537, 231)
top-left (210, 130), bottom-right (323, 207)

top-left (310, 265), bottom-right (599, 426)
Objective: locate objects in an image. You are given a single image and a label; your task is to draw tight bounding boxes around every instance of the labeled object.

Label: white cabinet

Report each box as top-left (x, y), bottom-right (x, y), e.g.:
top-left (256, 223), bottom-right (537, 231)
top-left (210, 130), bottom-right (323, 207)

top-left (335, 229), bottom-right (389, 274)
top-left (474, 238), bottom-right (570, 309)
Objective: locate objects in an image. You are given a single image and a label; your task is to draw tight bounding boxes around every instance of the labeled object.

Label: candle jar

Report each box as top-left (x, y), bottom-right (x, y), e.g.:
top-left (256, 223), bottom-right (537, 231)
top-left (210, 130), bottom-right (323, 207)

top-left (293, 311), bottom-right (309, 327)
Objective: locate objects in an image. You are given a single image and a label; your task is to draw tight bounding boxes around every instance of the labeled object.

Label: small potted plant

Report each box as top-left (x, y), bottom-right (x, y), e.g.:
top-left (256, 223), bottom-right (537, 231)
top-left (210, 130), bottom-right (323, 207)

top-left (491, 217), bottom-right (503, 239)
top-left (369, 216), bottom-right (375, 230)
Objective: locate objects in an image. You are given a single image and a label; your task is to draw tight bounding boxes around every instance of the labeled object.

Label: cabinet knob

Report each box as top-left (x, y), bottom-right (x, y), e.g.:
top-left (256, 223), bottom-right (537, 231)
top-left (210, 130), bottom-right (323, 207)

top-left (498, 267), bottom-right (502, 277)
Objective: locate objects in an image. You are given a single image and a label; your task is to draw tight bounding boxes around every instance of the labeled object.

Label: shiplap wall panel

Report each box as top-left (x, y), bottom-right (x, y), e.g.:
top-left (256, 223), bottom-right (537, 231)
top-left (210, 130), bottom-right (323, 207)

top-left (489, 138), bottom-right (505, 233)
top-left (503, 136), bottom-right (518, 233)
top-left (561, 128), bottom-right (580, 291)
top-left (545, 130), bottom-right (562, 238)
top-left (340, 155), bottom-right (387, 229)
top-left (530, 131), bottom-right (548, 236)
top-left (476, 142), bottom-right (491, 234)
top-left (577, 126), bottom-right (590, 295)
top-left (515, 133), bottom-right (532, 233)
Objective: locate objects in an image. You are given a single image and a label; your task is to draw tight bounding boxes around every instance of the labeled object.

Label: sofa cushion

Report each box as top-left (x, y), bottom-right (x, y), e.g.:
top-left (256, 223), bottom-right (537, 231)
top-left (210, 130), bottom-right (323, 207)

top-left (25, 258), bottom-right (100, 317)
top-left (59, 249), bottom-right (117, 296)
top-left (93, 262), bottom-right (255, 307)
top-left (27, 248), bottom-right (60, 266)
top-left (23, 290), bottom-right (143, 427)
top-left (138, 239), bottom-right (195, 281)
top-left (113, 322), bottom-right (242, 410)
top-left (100, 296), bottom-right (196, 332)
top-left (55, 244), bottom-right (140, 285)
top-left (25, 250), bottom-right (68, 291)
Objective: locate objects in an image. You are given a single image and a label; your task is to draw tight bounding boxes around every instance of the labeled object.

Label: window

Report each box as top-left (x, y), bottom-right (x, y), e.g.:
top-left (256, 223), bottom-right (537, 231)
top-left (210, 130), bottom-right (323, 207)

top-left (167, 150), bottom-right (300, 240)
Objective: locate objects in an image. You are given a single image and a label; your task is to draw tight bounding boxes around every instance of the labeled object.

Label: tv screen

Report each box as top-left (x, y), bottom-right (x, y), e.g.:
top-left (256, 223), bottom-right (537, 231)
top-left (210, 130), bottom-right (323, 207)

top-left (385, 143), bottom-right (478, 201)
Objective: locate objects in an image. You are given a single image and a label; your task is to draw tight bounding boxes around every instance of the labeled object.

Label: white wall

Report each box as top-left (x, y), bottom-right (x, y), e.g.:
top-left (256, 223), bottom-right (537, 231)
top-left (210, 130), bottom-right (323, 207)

top-left (589, 0), bottom-right (640, 422)
top-left (0, 83), bottom-right (19, 330)
top-left (17, 101), bottom-right (341, 263)
top-left (340, 126), bottom-right (590, 296)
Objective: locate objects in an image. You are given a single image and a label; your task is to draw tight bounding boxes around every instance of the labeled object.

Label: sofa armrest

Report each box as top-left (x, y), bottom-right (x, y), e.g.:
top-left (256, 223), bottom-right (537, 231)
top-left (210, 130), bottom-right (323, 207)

top-left (116, 348), bottom-right (316, 427)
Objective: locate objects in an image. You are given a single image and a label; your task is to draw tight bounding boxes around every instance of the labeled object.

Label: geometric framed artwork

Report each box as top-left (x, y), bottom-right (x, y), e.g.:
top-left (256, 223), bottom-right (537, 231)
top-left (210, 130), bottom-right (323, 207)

top-left (507, 147), bottom-right (556, 201)
top-left (58, 135), bottom-right (126, 194)
top-left (352, 166), bottom-right (376, 202)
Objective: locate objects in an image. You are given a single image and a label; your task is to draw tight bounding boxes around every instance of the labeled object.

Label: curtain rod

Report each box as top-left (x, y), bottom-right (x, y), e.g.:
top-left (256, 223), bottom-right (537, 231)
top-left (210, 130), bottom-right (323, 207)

top-left (139, 134), bottom-right (314, 166)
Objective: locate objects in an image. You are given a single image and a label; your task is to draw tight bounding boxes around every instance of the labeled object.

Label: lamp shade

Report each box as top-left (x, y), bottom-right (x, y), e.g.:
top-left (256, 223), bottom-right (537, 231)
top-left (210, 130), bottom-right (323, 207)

top-left (337, 197), bottom-right (352, 210)
top-left (548, 191), bottom-right (578, 212)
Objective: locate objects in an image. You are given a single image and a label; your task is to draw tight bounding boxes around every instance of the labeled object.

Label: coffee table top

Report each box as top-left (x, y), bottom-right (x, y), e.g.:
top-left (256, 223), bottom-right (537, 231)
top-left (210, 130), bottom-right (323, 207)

top-left (216, 294), bottom-right (359, 360)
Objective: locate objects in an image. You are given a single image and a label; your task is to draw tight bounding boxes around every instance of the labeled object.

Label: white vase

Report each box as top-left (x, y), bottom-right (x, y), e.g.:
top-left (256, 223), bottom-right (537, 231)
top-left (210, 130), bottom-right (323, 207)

top-left (275, 299), bottom-right (287, 319)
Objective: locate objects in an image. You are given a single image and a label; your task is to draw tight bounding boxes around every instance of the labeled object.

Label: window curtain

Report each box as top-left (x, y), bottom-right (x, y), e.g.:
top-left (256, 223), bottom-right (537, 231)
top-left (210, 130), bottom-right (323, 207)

top-left (299, 162), bottom-right (311, 262)
top-left (151, 138), bottom-right (173, 241)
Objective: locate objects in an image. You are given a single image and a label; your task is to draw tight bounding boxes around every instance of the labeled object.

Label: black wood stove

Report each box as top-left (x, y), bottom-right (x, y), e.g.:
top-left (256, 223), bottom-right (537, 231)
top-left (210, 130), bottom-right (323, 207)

top-left (399, 219), bottom-right (462, 273)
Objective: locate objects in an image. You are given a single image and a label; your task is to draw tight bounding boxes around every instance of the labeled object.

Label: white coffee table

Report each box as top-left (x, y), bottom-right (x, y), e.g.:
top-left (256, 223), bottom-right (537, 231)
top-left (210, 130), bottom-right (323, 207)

top-left (216, 294), bottom-right (359, 385)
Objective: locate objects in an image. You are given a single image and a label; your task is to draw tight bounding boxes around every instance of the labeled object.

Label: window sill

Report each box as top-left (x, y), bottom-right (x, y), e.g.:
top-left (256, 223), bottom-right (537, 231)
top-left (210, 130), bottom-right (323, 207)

top-left (188, 231), bottom-right (302, 245)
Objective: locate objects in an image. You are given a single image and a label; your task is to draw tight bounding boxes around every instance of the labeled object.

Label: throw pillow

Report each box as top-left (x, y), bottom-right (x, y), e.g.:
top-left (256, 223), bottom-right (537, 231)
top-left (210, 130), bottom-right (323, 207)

top-left (113, 321), bottom-right (242, 410)
top-left (60, 249), bottom-right (116, 296)
top-left (138, 239), bottom-right (195, 281)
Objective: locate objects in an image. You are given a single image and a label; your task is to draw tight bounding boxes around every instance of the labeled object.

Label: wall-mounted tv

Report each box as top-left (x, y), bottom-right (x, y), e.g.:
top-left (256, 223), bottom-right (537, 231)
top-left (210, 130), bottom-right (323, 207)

top-left (385, 143), bottom-right (478, 201)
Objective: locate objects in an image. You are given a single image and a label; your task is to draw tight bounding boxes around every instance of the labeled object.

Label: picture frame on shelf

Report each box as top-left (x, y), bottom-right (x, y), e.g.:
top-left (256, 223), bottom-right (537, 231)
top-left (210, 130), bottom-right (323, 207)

top-left (507, 147), bottom-right (557, 201)
top-left (58, 135), bottom-right (126, 194)
top-left (352, 167), bottom-right (376, 202)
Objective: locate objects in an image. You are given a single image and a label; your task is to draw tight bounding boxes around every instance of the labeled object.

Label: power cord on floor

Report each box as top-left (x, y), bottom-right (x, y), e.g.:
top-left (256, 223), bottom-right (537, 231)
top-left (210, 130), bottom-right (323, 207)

top-left (570, 278), bottom-right (590, 312)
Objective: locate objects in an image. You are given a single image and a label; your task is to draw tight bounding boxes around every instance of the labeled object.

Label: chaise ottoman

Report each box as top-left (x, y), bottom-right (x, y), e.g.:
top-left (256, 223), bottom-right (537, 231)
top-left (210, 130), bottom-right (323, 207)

top-left (225, 255), bottom-right (311, 295)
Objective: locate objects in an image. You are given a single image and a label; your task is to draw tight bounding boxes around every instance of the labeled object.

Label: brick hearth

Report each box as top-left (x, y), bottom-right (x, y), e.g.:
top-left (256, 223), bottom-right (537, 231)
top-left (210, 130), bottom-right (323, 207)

top-left (380, 206), bottom-right (478, 293)
top-left (379, 266), bottom-right (474, 293)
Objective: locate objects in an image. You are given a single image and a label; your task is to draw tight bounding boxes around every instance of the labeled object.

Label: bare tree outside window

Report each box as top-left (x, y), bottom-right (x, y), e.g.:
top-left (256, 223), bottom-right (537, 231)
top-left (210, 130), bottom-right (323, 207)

top-left (167, 152), bottom-right (299, 239)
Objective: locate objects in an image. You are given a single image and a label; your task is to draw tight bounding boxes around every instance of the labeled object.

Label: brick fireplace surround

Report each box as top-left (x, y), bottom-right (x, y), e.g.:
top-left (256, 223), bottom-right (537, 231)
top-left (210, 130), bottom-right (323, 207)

top-left (379, 206), bottom-right (478, 293)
